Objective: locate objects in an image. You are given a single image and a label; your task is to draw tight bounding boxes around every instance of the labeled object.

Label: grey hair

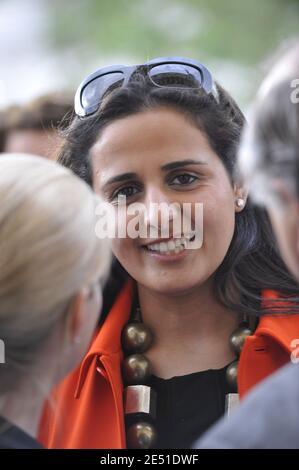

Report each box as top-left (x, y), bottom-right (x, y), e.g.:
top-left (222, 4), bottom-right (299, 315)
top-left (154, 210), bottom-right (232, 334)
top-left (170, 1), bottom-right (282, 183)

top-left (238, 40), bottom-right (299, 209)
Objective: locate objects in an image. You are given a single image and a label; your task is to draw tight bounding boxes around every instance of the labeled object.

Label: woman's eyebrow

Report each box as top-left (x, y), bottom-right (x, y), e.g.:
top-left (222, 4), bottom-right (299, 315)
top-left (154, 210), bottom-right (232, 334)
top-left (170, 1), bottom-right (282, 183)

top-left (101, 160), bottom-right (207, 188)
top-left (161, 159), bottom-right (207, 171)
top-left (102, 172), bottom-right (138, 188)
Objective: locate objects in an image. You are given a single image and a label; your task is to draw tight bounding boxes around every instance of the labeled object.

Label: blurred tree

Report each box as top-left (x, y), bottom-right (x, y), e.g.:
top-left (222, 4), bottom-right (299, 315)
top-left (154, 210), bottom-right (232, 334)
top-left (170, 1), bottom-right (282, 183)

top-left (47, 0), bottom-right (299, 65)
top-left (43, 0), bottom-right (299, 105)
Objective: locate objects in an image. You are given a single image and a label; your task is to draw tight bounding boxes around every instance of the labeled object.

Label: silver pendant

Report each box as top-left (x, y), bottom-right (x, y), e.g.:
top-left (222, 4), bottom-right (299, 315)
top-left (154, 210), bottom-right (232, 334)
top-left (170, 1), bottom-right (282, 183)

top-left (124, 385), bottom-right (157, 419)
top-left (225, 393), bottom-right (239, 416)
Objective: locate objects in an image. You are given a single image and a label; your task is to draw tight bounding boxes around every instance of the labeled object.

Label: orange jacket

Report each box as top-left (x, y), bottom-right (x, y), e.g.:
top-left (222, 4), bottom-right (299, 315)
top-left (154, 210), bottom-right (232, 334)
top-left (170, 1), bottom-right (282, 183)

top-left (39, 282), bottom-right (299, 448)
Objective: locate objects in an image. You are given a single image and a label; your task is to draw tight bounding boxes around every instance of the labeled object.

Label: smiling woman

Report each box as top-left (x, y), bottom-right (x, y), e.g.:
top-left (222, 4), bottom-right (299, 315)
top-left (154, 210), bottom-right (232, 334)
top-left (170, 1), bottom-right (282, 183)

top-left (91, 107), bottom-right (237, 297)
top-left (40, 57), bottom-right (299, 450)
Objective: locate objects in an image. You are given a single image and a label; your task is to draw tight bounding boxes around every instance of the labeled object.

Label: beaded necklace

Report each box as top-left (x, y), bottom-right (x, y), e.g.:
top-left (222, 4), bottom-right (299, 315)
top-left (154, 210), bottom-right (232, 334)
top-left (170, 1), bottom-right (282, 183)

top-left (121, 304), bottom-right (253, 449)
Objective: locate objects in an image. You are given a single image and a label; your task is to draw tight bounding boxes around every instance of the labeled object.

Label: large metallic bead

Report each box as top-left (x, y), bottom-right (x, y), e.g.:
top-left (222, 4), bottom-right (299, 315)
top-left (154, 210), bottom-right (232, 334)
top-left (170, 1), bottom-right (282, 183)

top-left (122, 354), bottom-right (151, 385)
top-left (229, 324), bottom-right (252, 355)
top-left (127, 421), bottom-right (157, 449)
top-left (226, 360), bottom-right (238, 391)
top-left (122, 323), bottom-right (153, 353)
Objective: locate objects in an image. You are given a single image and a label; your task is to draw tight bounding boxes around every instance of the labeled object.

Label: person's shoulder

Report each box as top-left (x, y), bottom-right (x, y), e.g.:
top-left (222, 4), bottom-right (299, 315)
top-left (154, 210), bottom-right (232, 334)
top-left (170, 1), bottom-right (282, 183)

top-left (0, 416), bottom-right (43, 449)
top-left (194, 363), bottom-right (299, 449)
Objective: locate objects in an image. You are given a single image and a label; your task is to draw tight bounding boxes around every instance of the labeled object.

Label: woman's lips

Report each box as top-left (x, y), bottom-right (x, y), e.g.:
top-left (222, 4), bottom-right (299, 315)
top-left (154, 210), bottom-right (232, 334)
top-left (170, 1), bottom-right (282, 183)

top-left (140, 233), bottom-right (196, 262)
top-left (141, 233), bottom-right (195, 249)
top-left (141, 244), bottom-right (189, 262)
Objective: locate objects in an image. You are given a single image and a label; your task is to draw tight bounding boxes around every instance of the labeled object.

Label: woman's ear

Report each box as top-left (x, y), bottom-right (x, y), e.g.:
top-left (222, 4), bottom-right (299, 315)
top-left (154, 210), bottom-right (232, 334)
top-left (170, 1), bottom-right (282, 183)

top-left (55, 283), bottom-right (102, 381)
top-left (233, 184), bottom-right (248, 213)
top-left (64, 288), bottom-right (90, 345)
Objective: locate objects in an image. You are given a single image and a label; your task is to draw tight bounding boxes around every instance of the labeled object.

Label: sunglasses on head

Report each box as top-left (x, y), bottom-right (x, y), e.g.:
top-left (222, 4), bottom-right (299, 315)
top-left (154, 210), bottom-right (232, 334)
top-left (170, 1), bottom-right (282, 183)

top-left (75, 56), bottom-right (219, 118)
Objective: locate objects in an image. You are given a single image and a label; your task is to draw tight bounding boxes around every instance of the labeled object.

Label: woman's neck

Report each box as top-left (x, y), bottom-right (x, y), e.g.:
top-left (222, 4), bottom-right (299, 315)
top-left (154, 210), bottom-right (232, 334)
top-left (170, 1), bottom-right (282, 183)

top-left (137, 279), bottom-right (239, 378)
top-left (0, 381), bottom-right (47, 440)
top-left (0, 357), bottom-right (58, 441)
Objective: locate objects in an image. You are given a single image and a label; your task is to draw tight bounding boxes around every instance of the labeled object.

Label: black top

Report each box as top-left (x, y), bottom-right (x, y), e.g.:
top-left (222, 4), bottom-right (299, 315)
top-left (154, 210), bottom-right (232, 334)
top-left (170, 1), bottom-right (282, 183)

top-left (147, 365), bottom-right (234, 449)
top-left (0, 416), bottom-right (43, 449)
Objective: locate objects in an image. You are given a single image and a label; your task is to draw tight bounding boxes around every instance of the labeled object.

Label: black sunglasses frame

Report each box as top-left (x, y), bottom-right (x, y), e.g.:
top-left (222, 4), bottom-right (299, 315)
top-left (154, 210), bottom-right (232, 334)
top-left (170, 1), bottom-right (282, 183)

top-left (75, 56), bottom-right (218, 118)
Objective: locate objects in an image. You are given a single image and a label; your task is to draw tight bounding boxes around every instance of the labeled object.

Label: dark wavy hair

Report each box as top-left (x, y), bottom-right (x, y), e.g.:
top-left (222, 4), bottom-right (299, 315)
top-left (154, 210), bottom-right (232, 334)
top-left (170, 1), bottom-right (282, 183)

top-left (58, 68), bottom-right (299, 320)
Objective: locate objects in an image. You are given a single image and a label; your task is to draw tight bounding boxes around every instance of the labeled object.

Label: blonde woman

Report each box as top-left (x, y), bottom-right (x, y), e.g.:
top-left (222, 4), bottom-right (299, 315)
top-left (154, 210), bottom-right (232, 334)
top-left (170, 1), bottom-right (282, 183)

top-left (0, 154), bottom-right (110, 448)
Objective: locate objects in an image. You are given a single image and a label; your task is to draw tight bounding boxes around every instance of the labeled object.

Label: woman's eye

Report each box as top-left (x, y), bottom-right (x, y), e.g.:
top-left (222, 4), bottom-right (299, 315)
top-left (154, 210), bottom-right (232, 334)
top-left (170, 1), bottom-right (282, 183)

top-left (112, 186), bottom-right (139, 200)
top-left (170, 174), bottom-right (198, 185)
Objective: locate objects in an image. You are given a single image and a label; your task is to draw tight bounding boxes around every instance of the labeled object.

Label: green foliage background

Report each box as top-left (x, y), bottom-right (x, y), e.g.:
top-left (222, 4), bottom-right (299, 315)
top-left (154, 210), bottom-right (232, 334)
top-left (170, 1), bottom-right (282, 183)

top-left (48, 0), bottom-right (299, 62)
top-left (45, 0), bottom-right (299, 105)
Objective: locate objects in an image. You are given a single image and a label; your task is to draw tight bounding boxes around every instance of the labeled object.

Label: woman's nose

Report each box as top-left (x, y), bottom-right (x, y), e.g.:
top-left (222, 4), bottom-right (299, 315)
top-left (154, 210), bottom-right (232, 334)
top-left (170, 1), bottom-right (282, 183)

top-left (142, 187), bottom-right (181, 237)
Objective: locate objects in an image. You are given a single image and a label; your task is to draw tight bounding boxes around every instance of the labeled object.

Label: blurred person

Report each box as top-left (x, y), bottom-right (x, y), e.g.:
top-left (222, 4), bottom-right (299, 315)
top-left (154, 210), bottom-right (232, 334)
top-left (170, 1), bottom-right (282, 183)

top-left (0, 154), bottom-right (110, 448)
top-left (196, 361), bottom-right (299, 449)
top-left (0, 92), bottom-right (73, 159)
top-left (195, 40), bottom-right (299, 449)
top-left (39, 57), bottom-right (299, 449)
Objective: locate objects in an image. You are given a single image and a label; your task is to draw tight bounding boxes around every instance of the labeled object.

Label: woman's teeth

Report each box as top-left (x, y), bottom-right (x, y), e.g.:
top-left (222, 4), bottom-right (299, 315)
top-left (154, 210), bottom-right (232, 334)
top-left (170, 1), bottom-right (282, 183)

top-left (146, 236), bottom-right (193, 255)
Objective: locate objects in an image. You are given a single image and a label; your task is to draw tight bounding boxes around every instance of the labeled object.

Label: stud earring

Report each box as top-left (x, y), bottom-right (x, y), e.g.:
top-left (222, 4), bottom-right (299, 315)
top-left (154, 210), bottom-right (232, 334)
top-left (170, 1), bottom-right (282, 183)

top-left (236, 198), bottom-right (245, 208)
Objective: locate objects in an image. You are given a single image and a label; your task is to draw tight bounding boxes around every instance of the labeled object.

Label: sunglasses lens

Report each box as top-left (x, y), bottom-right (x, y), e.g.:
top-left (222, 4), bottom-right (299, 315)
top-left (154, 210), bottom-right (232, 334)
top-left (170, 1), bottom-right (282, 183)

top-left (148, 64), bottom-right (203, 88)
top-left (77, 60), bottom-right (215, 117)
top-left (81, 72), bottom-right (125, 113)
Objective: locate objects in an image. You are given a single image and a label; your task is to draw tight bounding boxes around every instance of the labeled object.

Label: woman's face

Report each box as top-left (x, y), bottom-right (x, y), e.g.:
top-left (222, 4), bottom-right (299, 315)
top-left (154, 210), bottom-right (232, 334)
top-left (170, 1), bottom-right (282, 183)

top-left (91, 107), bottom-right (242, 295)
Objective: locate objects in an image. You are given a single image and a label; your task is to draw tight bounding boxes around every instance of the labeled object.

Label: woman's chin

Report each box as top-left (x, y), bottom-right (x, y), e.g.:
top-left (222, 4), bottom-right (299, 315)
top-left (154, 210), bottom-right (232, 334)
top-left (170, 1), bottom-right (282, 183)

top-left (143, 277), bottom-right (202, 296)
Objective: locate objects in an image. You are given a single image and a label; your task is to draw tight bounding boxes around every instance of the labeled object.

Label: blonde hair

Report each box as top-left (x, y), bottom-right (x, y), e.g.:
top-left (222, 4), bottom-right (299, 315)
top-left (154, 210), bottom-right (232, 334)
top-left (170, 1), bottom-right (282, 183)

top-left (0, 153), bottom-right (110, 391)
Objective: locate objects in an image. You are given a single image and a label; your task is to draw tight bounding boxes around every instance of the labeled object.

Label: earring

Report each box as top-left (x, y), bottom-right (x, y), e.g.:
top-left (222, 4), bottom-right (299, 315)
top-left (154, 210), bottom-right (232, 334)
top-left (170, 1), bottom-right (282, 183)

top-left (236, 198), bottom-right (245, 208)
